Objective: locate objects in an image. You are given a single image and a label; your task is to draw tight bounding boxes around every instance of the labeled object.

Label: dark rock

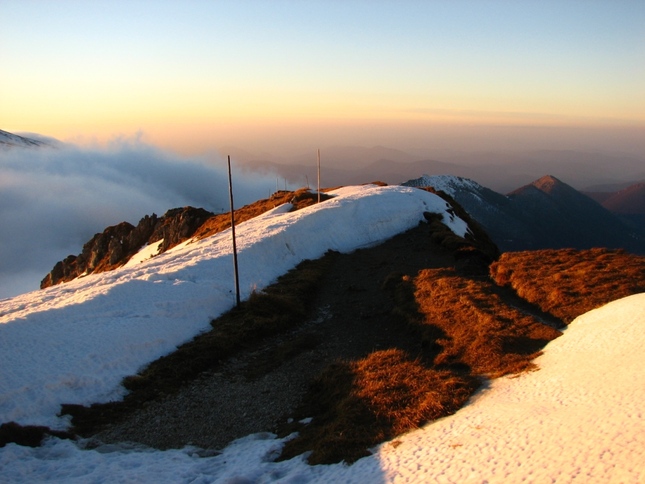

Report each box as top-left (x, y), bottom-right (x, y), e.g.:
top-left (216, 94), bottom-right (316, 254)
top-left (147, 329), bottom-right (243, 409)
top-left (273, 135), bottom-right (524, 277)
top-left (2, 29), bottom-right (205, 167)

top-left (0, 421), bottom-right (73, 448)
top-left (41, 207), bottom-right (214, 289)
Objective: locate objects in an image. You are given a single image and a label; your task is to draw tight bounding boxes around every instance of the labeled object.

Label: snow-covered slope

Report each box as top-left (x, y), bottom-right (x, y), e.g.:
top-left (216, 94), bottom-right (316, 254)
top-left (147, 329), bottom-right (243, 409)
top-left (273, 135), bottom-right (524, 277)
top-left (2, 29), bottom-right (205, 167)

top-left (403, 174), bottom-right (484, 198)
top-left (0, 184), bottom-right (468, 430)
top-left (2, 292), bottom-right (643, 483)
top-left (0, 129), bottom-right (48, 149)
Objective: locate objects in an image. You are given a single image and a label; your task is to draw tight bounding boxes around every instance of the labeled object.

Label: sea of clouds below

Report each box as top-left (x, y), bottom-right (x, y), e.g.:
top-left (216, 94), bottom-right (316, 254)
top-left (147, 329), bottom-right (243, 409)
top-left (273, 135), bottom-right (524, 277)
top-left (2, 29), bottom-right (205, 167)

top-left (0, 138), bottom-right (279, 299)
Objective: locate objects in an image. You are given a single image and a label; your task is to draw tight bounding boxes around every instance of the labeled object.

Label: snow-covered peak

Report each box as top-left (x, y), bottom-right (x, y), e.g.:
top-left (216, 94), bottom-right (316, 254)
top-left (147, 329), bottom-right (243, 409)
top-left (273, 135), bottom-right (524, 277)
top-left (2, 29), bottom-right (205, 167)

top-left (402, 174), bottom-right (484, 197)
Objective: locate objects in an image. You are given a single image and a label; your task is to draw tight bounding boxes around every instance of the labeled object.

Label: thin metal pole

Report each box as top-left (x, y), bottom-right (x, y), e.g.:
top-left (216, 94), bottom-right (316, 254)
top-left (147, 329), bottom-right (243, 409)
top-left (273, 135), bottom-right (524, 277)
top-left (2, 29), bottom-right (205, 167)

top-left (317, 148), bottom-right (321, 203)
top-left (227, 155), bottom-right (241, 308)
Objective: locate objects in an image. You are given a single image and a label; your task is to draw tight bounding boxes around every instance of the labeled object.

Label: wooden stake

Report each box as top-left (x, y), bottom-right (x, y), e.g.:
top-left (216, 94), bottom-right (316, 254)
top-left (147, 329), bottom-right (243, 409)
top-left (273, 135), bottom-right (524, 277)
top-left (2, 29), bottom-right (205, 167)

top-left (227, 155), bottom-right (241, 308)
top-left (317, 148), bottom-right (321, 203)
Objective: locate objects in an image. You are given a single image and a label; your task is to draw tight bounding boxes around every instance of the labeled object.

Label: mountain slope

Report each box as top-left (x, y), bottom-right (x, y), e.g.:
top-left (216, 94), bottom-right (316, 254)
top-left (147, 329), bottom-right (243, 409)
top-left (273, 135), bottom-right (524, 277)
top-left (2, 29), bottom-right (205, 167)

top-left (3, 292), bottom-right (643, 483)
top-left (404, 174), bottom-right (644, 253)
top-left (509, 175), bottom-right (642, 251)
top-left (2, 184), bottom-right (645, 482)
top-left (602, 182), bottom-right (645, 212)
top-left (0, 129), bottom-right (48, 149)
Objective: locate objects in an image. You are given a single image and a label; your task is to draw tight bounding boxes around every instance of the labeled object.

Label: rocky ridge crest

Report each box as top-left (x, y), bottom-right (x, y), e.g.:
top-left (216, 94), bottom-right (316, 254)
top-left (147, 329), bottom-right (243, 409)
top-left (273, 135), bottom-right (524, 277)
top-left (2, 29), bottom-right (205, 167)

top-left (41, 207), bottom-right (214, 288)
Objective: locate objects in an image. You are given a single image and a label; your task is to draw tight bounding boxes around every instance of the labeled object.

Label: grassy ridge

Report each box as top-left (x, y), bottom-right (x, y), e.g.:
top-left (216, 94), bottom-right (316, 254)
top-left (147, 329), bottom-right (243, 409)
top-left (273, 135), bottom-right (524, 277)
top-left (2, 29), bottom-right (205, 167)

top-left (278, 265), bottom-right (561, 464)
top-left (490, 248), bottom-right (645, 323)
top-left (411, 268), bottom-right (562, 377)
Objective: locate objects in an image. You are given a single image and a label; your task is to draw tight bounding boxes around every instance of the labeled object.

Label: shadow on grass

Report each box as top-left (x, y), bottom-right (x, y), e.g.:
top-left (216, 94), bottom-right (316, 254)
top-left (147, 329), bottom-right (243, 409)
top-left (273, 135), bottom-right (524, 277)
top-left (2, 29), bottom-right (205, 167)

top-left (277, 349), bottom-right (478, 465)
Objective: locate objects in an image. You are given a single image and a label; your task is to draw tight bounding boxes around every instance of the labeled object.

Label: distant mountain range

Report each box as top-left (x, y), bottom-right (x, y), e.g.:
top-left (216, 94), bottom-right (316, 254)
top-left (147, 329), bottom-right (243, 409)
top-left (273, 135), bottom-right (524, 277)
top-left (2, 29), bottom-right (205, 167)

top-left (600, 183), bottom-right (645, 214)
top-left (584, 183), bottom-right (645, 229)
top-left (231, 145), bottom-right (645, 194)
top-left (403, 174), bottom-right (645, 253)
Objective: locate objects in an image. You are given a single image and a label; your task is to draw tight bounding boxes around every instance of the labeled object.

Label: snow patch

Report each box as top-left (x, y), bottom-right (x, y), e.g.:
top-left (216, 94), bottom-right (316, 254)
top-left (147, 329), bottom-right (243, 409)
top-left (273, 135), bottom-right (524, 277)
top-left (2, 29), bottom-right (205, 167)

top-left (123, 239), bottom-right (165, 267)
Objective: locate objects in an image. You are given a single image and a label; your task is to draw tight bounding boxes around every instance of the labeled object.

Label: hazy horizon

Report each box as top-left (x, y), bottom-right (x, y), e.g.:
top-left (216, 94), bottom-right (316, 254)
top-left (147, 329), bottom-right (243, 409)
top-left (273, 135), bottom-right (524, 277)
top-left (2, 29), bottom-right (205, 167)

top-left (2, 1), bottom-right (644, 159)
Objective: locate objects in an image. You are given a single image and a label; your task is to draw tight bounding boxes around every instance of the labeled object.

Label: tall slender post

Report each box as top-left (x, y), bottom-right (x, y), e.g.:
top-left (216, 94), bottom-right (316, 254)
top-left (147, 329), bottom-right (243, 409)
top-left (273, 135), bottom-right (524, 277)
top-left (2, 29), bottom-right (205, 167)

top-left (227, 155), bottom-right (241, 308)
top-left (317, 148), bottom-right (321, 203)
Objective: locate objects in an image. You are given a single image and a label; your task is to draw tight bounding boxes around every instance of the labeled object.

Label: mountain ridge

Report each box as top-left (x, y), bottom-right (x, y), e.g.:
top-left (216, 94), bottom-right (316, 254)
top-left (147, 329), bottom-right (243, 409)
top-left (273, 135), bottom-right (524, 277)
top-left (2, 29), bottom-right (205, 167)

top-left (404, 174), bottom-right (644, 253)
top-left (42, 174), bottom-right (645, 289)
top-left (0, 129), bottom-right (48, 149)
top-left (230, 144), bottom-right (645, 193)
top-left (3, 176), bottom-right (645, 474)
top-left (602, 182), bottom-right (645, 214)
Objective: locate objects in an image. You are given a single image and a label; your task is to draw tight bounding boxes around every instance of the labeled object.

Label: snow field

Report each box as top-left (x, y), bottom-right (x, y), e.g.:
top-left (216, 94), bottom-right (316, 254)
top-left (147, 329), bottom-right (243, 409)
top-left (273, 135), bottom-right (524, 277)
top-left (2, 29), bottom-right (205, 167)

top-left (1, 293), bottom-right (643, 483)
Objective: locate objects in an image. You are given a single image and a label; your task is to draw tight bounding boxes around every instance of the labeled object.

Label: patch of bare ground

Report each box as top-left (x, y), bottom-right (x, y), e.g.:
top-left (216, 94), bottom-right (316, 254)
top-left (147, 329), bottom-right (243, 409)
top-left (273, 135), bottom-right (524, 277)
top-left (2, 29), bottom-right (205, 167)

top-left (490, 248), bottom-right (645, 323)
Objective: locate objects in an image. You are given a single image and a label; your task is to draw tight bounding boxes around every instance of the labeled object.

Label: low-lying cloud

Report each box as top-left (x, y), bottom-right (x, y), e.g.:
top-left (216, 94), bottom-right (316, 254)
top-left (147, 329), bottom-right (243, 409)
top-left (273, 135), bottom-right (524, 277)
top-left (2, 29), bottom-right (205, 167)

top-left (0, 138), bottom-right (278, 298)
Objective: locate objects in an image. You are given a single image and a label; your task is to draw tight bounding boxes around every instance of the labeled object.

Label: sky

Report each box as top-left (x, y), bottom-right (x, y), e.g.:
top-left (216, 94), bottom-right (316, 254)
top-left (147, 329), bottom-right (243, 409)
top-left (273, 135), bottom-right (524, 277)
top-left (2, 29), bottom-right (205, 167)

top-left (0, 186), bottom-right (643, 481)
top-left (2, 0), bottom-right (644, 157)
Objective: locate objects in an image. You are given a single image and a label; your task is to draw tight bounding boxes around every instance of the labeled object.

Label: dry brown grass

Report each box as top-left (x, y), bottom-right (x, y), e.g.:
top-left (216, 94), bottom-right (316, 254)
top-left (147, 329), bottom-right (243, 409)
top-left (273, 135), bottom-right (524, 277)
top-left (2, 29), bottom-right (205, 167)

top-left (405, 268), bottom-right (562, 378)
top-left (278, 349), bottom-right (477, 465)
top-left (352, 350), bottom-right (477, 435)
top-left (193, 188), bottom-right (333, 240)
top-left (490, 248), bottom-right (645, 323)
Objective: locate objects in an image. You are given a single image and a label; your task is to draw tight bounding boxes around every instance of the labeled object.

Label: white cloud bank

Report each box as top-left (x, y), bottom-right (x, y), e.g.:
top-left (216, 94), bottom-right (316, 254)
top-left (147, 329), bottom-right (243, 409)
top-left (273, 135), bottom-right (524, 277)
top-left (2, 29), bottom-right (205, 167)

top-left (0, 138), bottom-right (277, 298)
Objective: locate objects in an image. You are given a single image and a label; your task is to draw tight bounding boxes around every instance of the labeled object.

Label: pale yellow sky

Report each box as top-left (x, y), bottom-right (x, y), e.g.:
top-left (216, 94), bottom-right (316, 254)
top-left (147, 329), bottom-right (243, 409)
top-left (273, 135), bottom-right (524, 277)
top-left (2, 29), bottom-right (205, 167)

top-left (2, 1), bottom-right (644, 157)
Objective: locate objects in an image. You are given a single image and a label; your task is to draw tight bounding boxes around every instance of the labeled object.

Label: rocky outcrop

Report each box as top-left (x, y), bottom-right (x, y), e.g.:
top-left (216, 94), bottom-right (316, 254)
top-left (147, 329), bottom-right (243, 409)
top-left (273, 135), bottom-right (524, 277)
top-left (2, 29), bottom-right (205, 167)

top-left (40, 189), bottom-right (332, 290)
top-left (41, 207), bottom-right (214, 288)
